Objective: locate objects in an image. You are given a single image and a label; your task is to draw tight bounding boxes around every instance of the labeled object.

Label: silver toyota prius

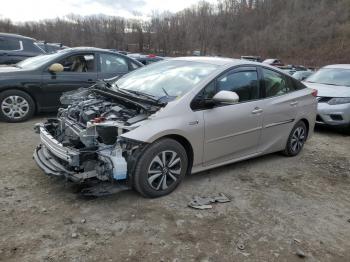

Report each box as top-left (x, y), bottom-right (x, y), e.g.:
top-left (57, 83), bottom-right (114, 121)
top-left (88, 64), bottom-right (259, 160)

top-left (34, 57), bottom-right (317, 197)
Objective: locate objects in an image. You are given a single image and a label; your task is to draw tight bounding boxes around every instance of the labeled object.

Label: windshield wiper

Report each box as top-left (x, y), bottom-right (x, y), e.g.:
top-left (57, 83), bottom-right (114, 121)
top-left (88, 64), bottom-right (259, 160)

top-left (119, 89), bottom-right (159, 102)
top-left (93, 79), bottom-right (112, 90)
top-left (320, 82), bottom-right (341, 86)
top-left (162, 87), bottom-right (170, 97)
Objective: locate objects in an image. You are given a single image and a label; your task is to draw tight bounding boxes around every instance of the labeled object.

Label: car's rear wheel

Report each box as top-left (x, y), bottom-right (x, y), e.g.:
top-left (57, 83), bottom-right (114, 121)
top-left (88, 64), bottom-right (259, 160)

top-left (133, 138), bottom-right (188, 198)
top-left (0, 90), bottom-right (35, 122)
top-left (283, 121), bottom-right (307, 156)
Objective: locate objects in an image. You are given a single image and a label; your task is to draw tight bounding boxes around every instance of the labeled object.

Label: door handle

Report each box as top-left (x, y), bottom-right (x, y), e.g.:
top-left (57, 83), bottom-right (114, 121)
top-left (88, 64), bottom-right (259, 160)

top-left (290, 101), bottom-right (299, 106)
top-left (86, 79), bottom-right (95, 83)
top-left (251, 107), bottom-right (263, 114)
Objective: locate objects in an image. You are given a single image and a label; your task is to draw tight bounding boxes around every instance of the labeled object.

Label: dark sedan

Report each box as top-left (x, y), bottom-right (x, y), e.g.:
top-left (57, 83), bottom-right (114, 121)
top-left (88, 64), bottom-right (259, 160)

top-left (0, 47), bottom-right (143, 122)
top-left (0, 33), bottom-right (45, 65)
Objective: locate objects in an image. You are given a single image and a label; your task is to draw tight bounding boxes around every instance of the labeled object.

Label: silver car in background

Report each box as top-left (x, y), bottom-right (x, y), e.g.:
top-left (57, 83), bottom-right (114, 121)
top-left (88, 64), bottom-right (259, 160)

top-left (34, 57), bottom-right (317, 197)
top-left (303, 65), bottom-right (350, 129)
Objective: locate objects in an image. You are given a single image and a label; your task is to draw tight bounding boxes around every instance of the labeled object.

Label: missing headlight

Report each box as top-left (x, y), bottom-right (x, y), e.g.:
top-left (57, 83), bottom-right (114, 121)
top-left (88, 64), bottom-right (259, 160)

top-left (96, 126), bottom-right (119, 145)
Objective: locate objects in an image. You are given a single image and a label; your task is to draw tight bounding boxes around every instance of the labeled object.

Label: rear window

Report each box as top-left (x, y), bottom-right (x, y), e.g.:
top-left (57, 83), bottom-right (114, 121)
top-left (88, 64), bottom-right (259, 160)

top-left (0, 38), bottom-right (21, 51)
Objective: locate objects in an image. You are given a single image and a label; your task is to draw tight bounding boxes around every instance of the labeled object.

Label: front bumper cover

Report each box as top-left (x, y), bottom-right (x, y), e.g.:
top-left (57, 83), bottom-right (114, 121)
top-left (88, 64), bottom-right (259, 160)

top-left (317, 102), bottom-right (350, 127)
top-left (33, 145), bottom-right (97, 182)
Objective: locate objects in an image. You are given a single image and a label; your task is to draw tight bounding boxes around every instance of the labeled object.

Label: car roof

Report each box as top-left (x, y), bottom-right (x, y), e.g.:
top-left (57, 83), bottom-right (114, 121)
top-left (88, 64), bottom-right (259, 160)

top-left (323, 64), bottom-right (350, 70)
top-left (61, 47), bottom-right (116, 53)
top-left (0, 33), bottom-right (35, 41)
top-left (172, 56), bottom-right (248, 66)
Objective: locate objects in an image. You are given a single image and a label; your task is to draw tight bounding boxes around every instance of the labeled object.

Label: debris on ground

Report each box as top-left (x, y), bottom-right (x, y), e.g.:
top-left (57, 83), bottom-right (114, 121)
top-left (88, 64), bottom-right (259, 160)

top-left (296, 248), bottom-right (306, 258)
top-left (188, 193), bottom-right (231, 210)
top-left (237, 242), bottom-right (245, 250)
top-left (292, 239), bottom-right (307, 259)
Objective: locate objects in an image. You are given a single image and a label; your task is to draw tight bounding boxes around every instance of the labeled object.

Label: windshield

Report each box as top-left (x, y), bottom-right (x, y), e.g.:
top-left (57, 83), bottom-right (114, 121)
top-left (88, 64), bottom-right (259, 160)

top-left (305, 68), bottom-right (350, 87)
top-left (16, 51), bottom-right (64, 69)
top-left (112, 60), bottom-right (219, 98)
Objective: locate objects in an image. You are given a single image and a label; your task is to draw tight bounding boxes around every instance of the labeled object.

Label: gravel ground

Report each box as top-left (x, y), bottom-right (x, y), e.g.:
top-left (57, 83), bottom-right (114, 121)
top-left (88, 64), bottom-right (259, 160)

top-left (0, 116), bottom-right (349, 262)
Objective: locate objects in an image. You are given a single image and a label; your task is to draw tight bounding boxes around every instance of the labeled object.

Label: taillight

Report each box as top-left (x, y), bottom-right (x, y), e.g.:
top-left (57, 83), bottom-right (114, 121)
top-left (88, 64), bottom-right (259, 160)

top-left (311, 89), bottom-right (318, 97)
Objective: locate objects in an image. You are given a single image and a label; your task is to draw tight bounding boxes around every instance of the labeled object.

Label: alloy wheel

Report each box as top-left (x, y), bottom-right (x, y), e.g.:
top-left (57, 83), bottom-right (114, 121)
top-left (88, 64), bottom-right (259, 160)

top-left (147, 150), bottom-right (182, 191)
top-left (291, 126), bottom-right (306, 153)
top-left (1, 95), bottom-right (29, 120)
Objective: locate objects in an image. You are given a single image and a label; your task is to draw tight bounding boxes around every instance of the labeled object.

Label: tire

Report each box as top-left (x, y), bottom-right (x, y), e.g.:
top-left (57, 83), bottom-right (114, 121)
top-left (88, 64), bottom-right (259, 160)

top-left (283, 121), bottom-right (307, 156)
top-left (0, 89), bottom-right (35, 122)
top-left (133, 138), bottom-right (188, 198)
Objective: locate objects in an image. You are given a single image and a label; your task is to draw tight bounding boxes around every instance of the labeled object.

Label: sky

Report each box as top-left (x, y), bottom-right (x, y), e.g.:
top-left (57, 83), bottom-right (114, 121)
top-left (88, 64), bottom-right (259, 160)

top-left (0, 0), bottom-right (217, 22)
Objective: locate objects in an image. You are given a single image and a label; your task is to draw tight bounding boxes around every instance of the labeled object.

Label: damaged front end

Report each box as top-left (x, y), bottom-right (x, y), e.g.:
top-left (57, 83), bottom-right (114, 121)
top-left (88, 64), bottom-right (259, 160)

top-left (33, 85), bottom-right (162, 193)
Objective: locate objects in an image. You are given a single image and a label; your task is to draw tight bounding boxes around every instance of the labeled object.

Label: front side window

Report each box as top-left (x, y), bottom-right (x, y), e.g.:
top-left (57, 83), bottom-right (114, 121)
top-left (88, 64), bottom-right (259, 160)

top-left (0, 38), bottom-right (21, 51)
top-left (58, 54), bottom-right (95, 73)
top-left (217, 70), bottom-right (259, 102)
top-left (262, 68), bottom-right (288, 97)
top-left (100, 53), bottom-right (128, 73)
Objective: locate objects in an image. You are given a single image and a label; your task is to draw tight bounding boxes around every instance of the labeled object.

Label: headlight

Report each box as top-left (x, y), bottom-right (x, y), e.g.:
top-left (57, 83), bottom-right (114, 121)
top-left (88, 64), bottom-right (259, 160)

top-left (328, 97), bottom-right (350, 105)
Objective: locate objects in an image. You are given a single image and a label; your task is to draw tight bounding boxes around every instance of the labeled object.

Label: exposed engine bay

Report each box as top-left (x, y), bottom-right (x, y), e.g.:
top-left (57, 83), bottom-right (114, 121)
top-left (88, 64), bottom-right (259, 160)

top-left (33, 84), bottom-right (165, 194)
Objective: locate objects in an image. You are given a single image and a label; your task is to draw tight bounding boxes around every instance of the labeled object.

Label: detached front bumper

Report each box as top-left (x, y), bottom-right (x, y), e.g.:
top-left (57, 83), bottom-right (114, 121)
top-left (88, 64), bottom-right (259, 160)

top-left (33, 144), bottom-right (81, 182)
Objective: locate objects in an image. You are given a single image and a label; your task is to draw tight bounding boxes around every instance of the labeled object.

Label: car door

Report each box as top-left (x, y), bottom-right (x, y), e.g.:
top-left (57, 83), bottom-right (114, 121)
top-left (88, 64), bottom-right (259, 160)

top-left (198, 66), bottom-right (265, 166)
top-left (258, 67), bottom-right (299, 152)
top-left (98, 53), bottom-right (131, 79)
top-left (40, 52), bottom-right (98, 109)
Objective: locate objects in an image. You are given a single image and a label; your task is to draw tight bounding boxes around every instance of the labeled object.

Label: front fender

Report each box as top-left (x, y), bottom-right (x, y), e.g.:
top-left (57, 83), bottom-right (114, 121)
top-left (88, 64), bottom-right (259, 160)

top-left (121, 113), bottom-right (204, 166)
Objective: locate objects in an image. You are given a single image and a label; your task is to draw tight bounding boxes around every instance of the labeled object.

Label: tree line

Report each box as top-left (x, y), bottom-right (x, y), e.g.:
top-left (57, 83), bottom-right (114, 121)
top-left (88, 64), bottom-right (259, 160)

top-left (1, 0), bottom-right (349, 66)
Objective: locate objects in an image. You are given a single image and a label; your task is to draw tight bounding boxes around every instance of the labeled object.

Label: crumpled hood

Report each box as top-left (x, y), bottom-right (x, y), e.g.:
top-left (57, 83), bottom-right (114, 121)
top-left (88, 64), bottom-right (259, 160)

top-left (303, 81), bottom-right (350, 98)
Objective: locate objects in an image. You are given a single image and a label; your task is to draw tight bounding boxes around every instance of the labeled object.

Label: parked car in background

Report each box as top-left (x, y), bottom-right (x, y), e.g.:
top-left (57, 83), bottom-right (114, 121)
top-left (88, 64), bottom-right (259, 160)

top-left (117, 50), bottom-right (131, 56)
top-left (0, 33), bottom-right (45, 64)
top-left (293, 70), bottom-right (313, 81)
top-left (263, 58), bottom-right (284, 67)
top-left (37, 41), bottom-right (68, 53)
top-left (303, 65), bottom-right (350, 129)
top-left (241, 56), bottom-right (262, 62)
top-left (0, 47), bottom-right (143, 122)
top-left (33, 57), bottom-right (317, 197)
top-left (128, 53), bottom-right (164, 65)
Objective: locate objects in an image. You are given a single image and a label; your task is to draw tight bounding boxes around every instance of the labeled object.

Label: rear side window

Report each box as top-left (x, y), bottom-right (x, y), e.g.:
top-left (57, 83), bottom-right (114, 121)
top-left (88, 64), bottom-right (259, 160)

top-left (0, 38), bottom-right (21, 51)
top-left (130, 61), bottom-right (141, 70)
top-left (262, 68), bottom-right (288, 97)
top-left (292, 78), bottom-right (307, 90)
top-left (217, 70), bottom-right (259, 102)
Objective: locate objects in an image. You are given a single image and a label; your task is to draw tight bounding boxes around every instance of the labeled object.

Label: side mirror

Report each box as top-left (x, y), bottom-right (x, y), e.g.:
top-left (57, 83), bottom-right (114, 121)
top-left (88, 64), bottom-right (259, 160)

top-left (48, 63), bottom-right (64, 73)
top-left (212, 90), bottom-right (239, 104)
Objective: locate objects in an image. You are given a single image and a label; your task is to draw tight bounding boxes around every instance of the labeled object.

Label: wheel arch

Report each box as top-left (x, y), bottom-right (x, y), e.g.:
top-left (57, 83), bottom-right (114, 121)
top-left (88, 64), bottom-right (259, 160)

top-left (158, 134), bottom-right (194, 175)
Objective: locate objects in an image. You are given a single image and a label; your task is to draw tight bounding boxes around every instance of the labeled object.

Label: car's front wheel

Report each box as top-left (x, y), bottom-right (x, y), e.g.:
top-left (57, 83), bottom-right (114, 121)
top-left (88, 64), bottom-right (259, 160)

top-left (0, 90), bottom-right (35, 122)
top-left (133, 138), bottom-right (188, 198)
top-left (283, 121), bottom-right (308, 156)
